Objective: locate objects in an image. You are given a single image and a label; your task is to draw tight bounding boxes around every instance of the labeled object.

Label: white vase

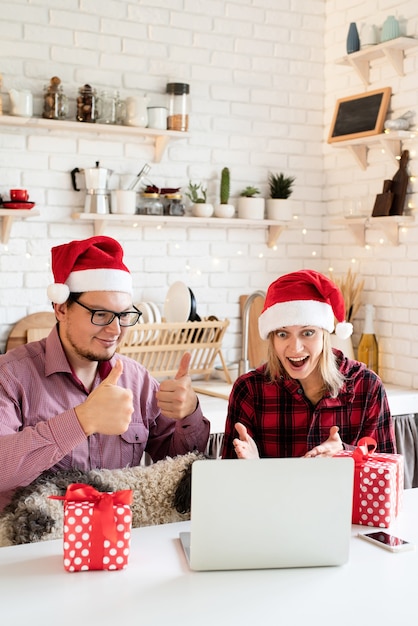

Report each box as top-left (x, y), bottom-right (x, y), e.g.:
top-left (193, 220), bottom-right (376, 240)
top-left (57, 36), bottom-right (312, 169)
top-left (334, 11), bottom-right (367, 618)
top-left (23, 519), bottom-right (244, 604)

top-left (330, 334), bottom-right (355, 359)
top-left (266, 198), bottom-right (292, 221)
top-left (237, 197), bottom-right (265, 220)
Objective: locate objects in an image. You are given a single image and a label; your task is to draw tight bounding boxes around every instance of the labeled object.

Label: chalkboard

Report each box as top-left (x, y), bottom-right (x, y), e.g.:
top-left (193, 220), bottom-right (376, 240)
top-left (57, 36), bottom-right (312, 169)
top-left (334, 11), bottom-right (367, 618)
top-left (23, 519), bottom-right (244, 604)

top-left (328, 87), bottom-right (392, 143)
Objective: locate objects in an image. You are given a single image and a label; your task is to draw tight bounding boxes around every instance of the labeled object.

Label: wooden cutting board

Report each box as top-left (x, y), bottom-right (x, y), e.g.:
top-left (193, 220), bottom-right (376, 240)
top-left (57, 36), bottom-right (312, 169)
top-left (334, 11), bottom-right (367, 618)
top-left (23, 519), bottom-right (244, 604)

top-left (239, 294), bottom-right (268, 369)
top-left (5, 311), bottom-right (56, 351)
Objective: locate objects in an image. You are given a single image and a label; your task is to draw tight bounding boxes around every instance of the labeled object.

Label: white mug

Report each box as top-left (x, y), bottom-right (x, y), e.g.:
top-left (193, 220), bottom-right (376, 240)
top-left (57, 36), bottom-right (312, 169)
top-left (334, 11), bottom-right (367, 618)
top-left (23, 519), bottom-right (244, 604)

top-left (111, 189), bottom-right (137, 215)
top-left (147, 107), bottom-right (168, 130)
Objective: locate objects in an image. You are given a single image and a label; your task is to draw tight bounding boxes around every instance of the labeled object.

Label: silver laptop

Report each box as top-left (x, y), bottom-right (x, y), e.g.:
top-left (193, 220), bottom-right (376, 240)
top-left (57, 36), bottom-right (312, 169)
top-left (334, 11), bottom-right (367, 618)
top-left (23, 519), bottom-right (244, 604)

top-left (179, 457), bottom-right (354, 571)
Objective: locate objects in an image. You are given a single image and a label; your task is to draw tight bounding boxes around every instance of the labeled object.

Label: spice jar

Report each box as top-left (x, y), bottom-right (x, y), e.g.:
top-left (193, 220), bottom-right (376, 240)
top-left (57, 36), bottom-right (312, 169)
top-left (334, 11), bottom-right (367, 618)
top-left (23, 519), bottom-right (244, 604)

top-left (139, 192), bottom-right (163, 216)
top-left (164, 193), bottom-right (185, 216)
top-left (97, 90), bottom-right (120, 125)
top-left (76, 84), bottom-right (98, 123)
top-left (43, 76), bottom-right (68, 120)
top-left (166, 82), bottom-right (189, 131)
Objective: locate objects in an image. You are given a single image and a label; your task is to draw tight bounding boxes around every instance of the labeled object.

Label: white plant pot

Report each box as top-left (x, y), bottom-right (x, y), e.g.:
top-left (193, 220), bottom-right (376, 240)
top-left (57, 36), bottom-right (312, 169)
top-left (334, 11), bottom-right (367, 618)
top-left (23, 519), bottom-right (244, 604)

top-left (192, 202), bottom-right (214, 217)
top-left (266, 198), bottom-right (293, 221)
top-left (214, 203), bottom-right (235, 218)
top-left (237, 197), bottom-right (265, 220)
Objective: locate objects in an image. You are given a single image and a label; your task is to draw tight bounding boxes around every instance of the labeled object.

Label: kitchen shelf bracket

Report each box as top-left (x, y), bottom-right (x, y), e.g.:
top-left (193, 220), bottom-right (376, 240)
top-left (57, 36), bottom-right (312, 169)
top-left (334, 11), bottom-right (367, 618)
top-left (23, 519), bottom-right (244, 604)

top-left (0, 208), bottom-right (40, 244)
top-left (330, 130), bottom-right (413, 169)
top-left (0, 115), bottom-right (189, 163)
top-left (336, 37), bottom-right (418, 86)
top-left (71, 212), bottom-right (289, 247)
top-left (333, 215), bottom-right (415, 246)
top-left (267, 225), bottom-right (286, 248)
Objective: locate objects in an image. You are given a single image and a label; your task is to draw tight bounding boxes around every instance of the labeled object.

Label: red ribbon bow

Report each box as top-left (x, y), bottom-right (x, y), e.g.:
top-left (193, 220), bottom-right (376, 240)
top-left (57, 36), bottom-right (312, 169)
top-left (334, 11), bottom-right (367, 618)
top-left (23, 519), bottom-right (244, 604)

top-left (50, 483), bottom-right (133, 570)
top-left (352, 436), bottom-right (377, 466)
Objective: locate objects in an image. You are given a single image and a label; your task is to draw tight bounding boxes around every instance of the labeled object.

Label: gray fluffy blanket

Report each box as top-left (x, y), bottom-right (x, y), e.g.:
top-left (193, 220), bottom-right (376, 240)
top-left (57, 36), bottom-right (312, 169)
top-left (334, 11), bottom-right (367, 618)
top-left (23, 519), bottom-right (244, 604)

top-left (0, 451), bottom-right (202, 547)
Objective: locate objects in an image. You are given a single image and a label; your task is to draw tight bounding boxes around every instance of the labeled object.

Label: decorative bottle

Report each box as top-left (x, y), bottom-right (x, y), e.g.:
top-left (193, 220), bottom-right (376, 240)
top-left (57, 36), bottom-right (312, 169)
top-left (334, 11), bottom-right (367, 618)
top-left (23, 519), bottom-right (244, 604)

top-left (357, 304), bottom-right (379, 374)
top-left (346, 22), bottom-right (360, 54)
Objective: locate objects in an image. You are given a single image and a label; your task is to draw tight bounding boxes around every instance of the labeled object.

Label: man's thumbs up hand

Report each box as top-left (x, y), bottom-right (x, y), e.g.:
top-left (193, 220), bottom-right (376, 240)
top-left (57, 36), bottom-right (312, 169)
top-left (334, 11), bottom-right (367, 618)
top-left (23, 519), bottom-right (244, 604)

top-left (174, 352), bottom-right (191, 380)
top-left (156, 351), bottom-right (198, 420)
top-left (75, 360), bottom-right (134, 436)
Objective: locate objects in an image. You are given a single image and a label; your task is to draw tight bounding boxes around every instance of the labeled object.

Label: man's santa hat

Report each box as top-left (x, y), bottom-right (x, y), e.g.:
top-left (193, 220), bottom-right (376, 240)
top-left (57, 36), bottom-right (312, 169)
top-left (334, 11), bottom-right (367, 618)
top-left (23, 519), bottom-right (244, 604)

top-left (258, 269), bottom-right (353, 340)
top-left (47, 235), bottom-right (132, 304)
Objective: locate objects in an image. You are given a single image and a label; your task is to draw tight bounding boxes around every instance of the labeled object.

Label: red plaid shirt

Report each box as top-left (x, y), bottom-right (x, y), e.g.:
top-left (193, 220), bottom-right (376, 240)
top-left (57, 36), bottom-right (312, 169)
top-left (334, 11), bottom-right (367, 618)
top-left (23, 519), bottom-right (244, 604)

top-left (222, 352), bottom-right (396, 458)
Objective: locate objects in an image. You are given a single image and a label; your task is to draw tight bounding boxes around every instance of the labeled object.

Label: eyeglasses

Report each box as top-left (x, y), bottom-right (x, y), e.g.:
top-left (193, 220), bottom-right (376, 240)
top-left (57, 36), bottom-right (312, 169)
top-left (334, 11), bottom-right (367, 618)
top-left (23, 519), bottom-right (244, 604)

top-left (73, 300), bottom-right (142, 327)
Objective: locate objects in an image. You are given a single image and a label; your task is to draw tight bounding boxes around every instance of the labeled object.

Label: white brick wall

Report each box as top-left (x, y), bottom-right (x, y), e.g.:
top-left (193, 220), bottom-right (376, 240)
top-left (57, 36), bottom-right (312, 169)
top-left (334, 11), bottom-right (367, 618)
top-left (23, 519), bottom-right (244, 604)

top-left (0, 0), bottom-right (417, 387)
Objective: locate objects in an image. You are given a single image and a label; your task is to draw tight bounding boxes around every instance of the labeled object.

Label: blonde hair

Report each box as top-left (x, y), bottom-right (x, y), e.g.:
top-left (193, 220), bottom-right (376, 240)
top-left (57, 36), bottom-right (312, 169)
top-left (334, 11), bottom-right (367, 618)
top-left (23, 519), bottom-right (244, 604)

top-left (264, 330), bottom-right (345, 398)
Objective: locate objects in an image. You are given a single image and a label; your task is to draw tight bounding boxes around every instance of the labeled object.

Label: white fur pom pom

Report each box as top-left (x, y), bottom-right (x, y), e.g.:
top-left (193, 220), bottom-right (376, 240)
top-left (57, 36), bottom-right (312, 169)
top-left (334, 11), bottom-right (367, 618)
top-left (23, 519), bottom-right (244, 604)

top-left (47, 283), bottom-right (70, 304)
top-left (335, 321), bottom-right (353, 339)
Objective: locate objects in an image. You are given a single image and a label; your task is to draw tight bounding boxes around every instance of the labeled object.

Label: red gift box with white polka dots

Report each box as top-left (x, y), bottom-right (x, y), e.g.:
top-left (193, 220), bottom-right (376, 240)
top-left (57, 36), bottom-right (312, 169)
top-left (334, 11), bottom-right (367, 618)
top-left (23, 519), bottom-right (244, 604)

top-left (51, 483), bottom-right (133, 572)
top-left (335, 437), bottom-right (403, 528)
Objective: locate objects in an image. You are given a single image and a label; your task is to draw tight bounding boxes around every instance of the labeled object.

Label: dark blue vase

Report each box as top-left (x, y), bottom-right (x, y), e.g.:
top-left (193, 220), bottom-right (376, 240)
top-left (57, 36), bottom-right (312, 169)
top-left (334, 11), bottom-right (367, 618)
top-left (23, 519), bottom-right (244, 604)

top-left (346, 22), bottom-right (360, 54)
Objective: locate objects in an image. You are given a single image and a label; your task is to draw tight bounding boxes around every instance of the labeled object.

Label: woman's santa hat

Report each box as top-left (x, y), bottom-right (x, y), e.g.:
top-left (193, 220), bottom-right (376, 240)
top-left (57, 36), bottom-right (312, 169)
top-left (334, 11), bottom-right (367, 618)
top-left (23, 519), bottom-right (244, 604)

top-left (47, 235), bottom-right (132, 304)
top-left (258, 269), bottom-right (353, 340)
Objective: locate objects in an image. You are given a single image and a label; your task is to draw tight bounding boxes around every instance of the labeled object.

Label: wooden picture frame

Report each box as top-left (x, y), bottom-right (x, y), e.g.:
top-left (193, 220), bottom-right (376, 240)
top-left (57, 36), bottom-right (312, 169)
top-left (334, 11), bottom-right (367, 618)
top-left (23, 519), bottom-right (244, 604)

top-left (328, 87), bottom-right (392, 143)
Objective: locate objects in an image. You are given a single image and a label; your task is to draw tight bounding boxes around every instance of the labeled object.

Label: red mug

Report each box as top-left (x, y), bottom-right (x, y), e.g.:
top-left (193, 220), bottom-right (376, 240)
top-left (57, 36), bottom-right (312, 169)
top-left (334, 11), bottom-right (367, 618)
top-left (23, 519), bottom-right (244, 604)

top-left (10, 189), bottom-right (29, 202)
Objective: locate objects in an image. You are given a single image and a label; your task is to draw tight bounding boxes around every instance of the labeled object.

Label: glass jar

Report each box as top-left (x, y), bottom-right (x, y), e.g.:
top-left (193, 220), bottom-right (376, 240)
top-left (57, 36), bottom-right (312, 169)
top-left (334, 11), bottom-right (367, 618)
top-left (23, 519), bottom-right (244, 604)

top-left (139, 192), bottom-right (163, 216)
top-left (164, 193), bottom-right (185, 216)
top-left (76, 84), bottom-right (98, 123)
top-left (42, 76), bottom-right (68, 120)
top-left (116, 98), bottom-right (126, 125)
top-left (166, 82), bottom-right (189, 131)
top-left (97, 90), bottom-right (119, 125)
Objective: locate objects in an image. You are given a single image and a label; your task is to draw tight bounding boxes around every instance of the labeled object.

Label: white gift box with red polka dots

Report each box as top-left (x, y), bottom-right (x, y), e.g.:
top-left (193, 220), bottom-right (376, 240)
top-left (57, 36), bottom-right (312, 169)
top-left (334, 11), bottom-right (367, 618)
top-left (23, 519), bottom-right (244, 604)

top-left (51, 484), bottom-right (133, 572)
top-left (336, 438), bottom-right (403, 528)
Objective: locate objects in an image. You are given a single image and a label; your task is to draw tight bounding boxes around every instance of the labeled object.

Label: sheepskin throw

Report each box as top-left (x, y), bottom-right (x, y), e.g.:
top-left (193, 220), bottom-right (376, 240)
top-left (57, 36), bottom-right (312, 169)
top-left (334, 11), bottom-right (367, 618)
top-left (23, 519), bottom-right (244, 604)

top-left (0, 451), bottom-right (203, 547)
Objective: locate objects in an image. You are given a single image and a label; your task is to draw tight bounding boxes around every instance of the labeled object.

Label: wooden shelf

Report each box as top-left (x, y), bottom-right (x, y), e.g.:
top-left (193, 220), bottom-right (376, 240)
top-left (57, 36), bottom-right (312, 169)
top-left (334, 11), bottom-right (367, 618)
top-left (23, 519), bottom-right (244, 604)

top-left (71, 212), bottom-right (288, 248)
top-left (0, 115), bottom-right (189, 162)
top-left (336, 37), bottom-right (418, 86)
top-left (330, 129), bottom-right (416, 170)
top-left (333, 215), bottom-right (415, 245)
top-left (0, 208), bottom-right (40, 243)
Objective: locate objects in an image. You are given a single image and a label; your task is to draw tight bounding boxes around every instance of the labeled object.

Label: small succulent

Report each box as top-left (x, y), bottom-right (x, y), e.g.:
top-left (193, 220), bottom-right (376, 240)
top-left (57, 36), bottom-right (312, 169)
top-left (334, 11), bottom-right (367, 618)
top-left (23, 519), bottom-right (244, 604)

top-left (220, 167), bottom-right (230, 204)
top-left (268, 172), bottom-right (295, 199)
top-left (240, 186), bottom-right (260, 198)
top-left (185, 181), bottom-right (207, 204)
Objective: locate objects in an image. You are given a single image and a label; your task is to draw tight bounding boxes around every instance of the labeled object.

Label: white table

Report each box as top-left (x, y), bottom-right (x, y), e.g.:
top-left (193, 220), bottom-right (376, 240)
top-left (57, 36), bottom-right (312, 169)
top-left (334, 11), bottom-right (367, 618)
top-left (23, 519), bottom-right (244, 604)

top-left (1, 489), bottom-right (418, 626)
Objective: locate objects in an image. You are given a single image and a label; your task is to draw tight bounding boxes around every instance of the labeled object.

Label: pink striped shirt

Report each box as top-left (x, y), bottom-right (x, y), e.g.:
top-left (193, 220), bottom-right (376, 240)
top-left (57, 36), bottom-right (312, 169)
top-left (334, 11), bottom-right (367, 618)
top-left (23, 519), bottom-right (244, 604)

top-left (0, 326), bottom-right (210, 510)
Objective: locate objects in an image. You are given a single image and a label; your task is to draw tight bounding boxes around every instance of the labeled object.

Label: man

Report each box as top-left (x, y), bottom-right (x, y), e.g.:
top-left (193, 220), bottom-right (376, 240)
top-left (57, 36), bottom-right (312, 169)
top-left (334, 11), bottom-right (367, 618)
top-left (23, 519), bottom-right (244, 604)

top-left (0, 236), bottom-right (210, 511)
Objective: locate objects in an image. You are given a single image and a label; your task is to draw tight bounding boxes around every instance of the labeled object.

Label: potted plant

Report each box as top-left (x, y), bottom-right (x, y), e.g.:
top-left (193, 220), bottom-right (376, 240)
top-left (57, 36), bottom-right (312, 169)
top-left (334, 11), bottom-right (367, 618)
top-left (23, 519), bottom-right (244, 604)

top-left (185, 181), bottom-right (213, 217)
top-left (266, 172), bottom-right (295, 221)
top-left (237, 185), bottom-right (265, 220)
top-left (214, 167), bottom-right (235, 218)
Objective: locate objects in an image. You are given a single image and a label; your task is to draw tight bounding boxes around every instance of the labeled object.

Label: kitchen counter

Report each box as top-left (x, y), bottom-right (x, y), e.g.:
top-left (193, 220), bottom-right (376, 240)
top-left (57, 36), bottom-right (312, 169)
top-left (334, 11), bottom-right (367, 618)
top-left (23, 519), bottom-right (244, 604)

top-left (195, 381), bottom-right (418, 435)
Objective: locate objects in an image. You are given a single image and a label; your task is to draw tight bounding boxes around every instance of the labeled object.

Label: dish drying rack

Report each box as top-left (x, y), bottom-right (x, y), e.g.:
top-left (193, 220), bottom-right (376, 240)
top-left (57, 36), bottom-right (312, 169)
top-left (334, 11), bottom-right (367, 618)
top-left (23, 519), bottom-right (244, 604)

top-left (117, 318), bottom-right (231, 383)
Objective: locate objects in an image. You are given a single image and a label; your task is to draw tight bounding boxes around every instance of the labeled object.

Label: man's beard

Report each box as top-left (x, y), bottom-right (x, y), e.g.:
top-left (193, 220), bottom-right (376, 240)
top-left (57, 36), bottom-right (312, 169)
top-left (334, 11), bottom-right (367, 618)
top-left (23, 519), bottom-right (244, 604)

top-left (67, 334), bottom-right (117, 363)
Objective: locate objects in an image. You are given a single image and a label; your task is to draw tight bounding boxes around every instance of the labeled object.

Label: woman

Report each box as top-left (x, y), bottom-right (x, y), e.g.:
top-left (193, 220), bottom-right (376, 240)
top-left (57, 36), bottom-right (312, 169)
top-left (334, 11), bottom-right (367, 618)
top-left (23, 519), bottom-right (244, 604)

top-left (222, 269), bottom-right (396, 459)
